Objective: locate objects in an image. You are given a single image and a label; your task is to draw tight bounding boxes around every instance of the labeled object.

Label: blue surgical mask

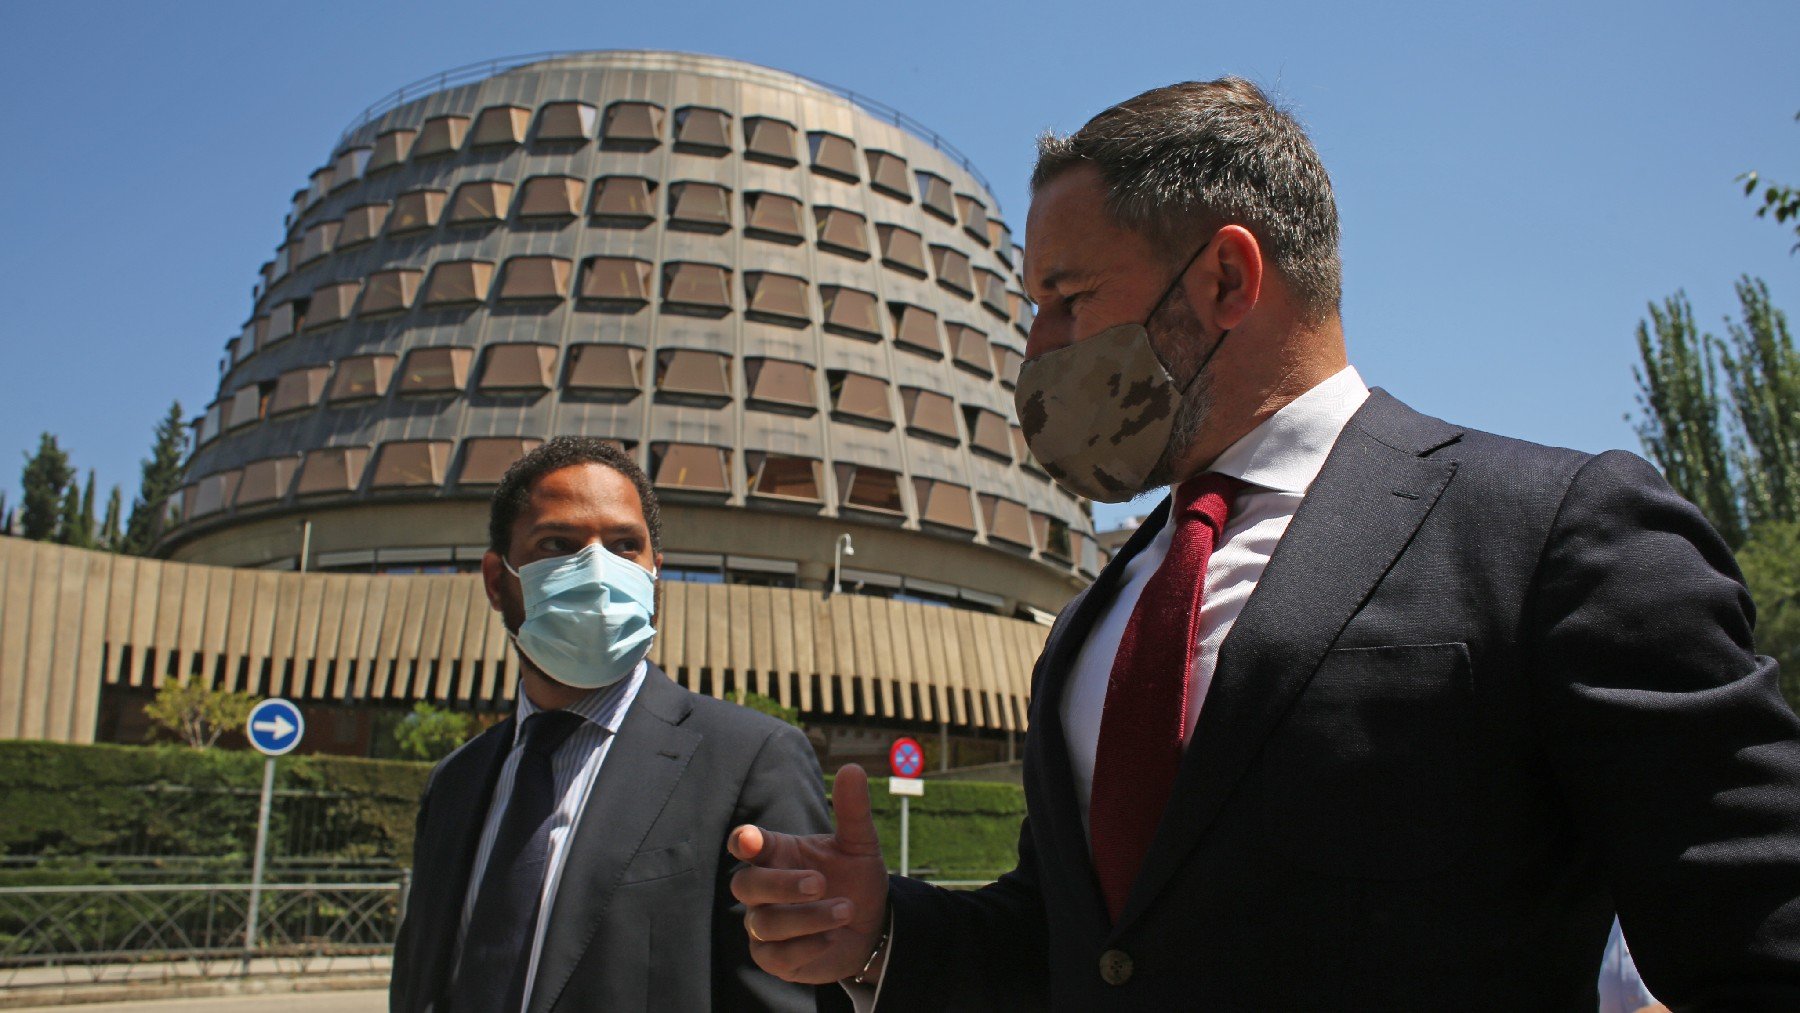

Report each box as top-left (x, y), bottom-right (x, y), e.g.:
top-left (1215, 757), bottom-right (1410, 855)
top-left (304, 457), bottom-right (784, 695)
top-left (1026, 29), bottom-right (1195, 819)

top-left (503, 544), bottom-right (658, 689)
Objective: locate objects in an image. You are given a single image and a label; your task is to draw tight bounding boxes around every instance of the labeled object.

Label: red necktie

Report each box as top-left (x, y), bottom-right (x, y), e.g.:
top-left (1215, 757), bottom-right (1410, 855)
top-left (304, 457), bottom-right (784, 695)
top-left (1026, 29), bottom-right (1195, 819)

top-left (1089, 472), bottom-right (1239, 923)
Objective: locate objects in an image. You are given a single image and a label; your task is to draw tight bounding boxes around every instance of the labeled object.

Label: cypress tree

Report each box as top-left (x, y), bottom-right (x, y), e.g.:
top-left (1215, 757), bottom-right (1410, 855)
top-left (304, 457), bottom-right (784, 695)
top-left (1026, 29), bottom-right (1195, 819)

top-left (101, 485), bottom-right (123, 550)
top-left (20, 433), bottom-right (73, 542)
top-left (122, 401), bottom-right (187, 556)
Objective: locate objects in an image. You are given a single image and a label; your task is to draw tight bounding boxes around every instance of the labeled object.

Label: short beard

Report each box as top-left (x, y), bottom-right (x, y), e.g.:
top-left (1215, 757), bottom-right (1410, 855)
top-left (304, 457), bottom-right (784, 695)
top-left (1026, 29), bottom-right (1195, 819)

top-left (1140, 292), bottom-right (1217, 489)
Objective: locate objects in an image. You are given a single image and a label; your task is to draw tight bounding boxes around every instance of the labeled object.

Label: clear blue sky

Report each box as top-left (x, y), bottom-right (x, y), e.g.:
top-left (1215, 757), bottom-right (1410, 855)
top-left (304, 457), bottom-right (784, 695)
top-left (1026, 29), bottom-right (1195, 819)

top-left (1, 0), bottom-right (1795, 532)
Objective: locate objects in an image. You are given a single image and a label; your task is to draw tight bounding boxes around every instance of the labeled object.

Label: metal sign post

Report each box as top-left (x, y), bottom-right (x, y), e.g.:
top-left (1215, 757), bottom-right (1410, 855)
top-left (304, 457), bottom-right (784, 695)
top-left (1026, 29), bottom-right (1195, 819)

top-left (888, 737), bottom-right (925, 877)
top-left (244, 698), bottom-right (304, 957)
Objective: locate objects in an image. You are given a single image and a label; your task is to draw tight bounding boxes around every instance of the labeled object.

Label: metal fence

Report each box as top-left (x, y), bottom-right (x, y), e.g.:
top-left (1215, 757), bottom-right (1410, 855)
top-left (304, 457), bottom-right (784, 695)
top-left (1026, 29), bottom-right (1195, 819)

top-left (0, 879), bottom-right (405, 987)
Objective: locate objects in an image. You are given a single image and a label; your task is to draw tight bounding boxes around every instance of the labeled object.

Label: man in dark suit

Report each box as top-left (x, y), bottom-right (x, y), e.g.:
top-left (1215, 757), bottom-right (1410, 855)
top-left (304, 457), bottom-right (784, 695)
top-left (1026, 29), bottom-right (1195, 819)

top-left (391, 436), bottom-right (837, 1012)
top-left (726, 78), bottom-right (1800, 1009)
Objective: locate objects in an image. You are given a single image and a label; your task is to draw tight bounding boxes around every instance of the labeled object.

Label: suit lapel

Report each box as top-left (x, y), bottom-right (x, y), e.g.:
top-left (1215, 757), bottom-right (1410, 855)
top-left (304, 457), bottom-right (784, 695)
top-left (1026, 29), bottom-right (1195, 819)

top-left (528, 664), bottom-right (700, 1013)
top-left (1113, 390), bottom-right (1461, 933)
top-left (1029, 497), bottom-right (1173, 932)
top-left (410, 718), bottom-right (512, 1007)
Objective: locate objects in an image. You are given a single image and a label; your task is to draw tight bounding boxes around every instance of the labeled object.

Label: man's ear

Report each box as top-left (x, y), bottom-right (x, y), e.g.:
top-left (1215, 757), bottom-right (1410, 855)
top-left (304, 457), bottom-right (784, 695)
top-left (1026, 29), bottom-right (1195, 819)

top-left (480, 550), bottom-right (507, 611)
top-left (652, 550), bottom-right (663, 576)
top-left (1196, 224), bottom-right (1264, 332)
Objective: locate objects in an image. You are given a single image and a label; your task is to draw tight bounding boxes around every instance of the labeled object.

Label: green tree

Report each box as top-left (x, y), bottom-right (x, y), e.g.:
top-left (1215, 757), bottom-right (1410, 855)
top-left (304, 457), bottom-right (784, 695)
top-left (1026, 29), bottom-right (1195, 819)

top-left (1719, 278), bottom-right (1800, 528)
top-left (1740, 111), bottom-right (1800, 253)
top-left (392, 702), bottom-right (475, 762)
top-left (1632, 292), bottom-right (1745, 546)
top-left (122, 401), bottom-right (187, 556)
top-left (736, 691), bottom-right (803, 729)
top-left (57, 470), bottom-right (98, 549)
top-left (144, 680), bottom-right (258, 749)
top-left (20, 433), bottom-right (73, 542)
top-left (100, 485), bottom-right (122, 550)
top-left (1736, 521), bottom-right (1800, 709)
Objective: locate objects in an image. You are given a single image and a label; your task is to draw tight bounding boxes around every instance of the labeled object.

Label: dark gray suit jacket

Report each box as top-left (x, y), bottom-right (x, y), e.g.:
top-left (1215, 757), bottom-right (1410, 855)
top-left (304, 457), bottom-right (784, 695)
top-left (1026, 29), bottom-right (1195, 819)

top-left (390, 662), bottom-right (836, 1013)
top-left (881, 389), bottom-right (1800, 1010)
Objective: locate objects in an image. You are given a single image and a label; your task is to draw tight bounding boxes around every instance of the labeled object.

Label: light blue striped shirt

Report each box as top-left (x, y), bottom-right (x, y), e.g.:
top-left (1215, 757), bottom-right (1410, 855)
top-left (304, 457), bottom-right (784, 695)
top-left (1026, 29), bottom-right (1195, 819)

top-left (450, 661), bottom-right (648, 1013)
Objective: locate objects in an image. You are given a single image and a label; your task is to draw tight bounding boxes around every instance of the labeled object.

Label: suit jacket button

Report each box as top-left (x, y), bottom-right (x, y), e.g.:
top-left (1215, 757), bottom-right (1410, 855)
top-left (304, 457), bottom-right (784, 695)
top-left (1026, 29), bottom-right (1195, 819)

top-left (1098, 949), bottom-right (1133, 985)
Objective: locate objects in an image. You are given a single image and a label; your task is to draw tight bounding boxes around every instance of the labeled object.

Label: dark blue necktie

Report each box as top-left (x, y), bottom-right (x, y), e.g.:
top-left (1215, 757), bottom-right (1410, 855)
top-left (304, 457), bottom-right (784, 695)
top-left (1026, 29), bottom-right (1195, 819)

top-left (450, 709), bottom-right (585, 1013)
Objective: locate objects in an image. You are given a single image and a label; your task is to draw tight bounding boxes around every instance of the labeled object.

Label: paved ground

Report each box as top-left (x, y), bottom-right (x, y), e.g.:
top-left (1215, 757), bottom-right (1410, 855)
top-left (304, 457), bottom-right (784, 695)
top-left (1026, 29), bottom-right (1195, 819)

top-left (6, 990), bottom-right (385, 1013)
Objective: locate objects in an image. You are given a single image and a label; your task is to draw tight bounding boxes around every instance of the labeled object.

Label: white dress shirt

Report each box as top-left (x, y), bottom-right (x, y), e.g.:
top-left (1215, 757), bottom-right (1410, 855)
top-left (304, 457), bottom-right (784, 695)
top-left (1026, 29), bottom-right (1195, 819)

top-left (447, 660), bottom-right (648, 1013)
top-left (1062, 366), bottom-right (1370, 837)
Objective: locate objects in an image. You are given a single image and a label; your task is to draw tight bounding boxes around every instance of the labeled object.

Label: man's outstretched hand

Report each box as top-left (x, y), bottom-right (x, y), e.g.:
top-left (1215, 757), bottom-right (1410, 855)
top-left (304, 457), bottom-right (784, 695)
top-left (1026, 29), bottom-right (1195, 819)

top-left (729, 763), bottom-right (891, 985)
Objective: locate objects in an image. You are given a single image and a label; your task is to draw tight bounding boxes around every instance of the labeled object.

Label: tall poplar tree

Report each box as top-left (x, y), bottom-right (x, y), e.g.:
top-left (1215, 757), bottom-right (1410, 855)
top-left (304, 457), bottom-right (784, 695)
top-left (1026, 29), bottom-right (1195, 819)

top-left (1632, 292), bottom-right (1745, 547)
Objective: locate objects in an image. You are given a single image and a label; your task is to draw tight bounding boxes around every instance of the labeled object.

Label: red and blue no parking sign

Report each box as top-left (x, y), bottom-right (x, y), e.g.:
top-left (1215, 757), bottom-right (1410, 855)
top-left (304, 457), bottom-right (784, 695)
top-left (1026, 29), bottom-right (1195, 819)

top-left (889, 736), bottom-right (924, 778)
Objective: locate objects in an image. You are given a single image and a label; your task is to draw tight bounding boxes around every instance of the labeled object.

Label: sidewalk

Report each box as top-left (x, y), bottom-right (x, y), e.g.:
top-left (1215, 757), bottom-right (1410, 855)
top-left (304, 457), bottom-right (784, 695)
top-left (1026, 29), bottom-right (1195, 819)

top-left (0, 956), bottom-right (389, 1010)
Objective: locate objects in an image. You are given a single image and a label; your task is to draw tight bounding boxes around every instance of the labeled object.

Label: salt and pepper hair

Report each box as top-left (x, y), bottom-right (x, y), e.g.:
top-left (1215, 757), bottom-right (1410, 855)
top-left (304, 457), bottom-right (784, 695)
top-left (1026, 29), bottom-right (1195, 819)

top-left (1032, 77), bottom-right (1343, 321)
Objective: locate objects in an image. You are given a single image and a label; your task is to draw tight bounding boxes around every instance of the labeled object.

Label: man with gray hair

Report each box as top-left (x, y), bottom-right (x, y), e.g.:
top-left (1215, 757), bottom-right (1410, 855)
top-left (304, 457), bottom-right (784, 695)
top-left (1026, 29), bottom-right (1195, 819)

top-left (727, 78), bottom-right (1800, 1009)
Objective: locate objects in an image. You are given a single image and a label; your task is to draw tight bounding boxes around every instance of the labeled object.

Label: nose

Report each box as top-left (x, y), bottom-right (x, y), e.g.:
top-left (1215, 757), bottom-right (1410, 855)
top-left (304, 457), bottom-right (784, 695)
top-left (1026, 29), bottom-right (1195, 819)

top-left (1023, 307), bottom-right (1070, 361)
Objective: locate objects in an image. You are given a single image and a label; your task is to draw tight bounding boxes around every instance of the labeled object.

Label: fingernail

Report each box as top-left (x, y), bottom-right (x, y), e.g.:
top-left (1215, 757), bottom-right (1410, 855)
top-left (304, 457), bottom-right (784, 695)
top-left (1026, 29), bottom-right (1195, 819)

top-left (799, 876), bottom-right (822, 897)
top-left (832, 901), bottom-right (851, 922)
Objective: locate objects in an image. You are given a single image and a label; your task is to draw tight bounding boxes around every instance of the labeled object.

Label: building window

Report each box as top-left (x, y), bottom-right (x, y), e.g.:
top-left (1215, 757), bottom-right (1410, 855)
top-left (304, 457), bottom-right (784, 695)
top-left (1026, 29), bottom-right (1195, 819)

top-left (743, 116), bottom-right (798, 166)
top-left (227, 384), bottom-right (265, 431)
top-left (306, 166), bottom-right (335, 207)
top-left (1012, 424), bottom-right (1044, 475)
top-left (533, 101), bottom-right (597, 142)
top-left (808, 132), bottom-right (859, 182)
top-left (948, 323), bottom-right (991, 376)
top-left (370, 440), bottom-right (453, 489)
top-left (900, 387), bottom-right (960, 444)
top-left (448, 181), bottom-right (515, 225)
top-left (743, 357), bottom-right (817, 414)
top-left (335, 147), bottom-right (368, 189)
top-left (821, 286), bottom-right (881, 340)
top-left (577, 256), bottom-right (653, 304)
top-left (890, 304), bottom-right (943, 358)
top-left (189, 469), bottom-right (243, 518)
top-left (746, 453), bottom-right (823, 502)
top-left (477, 343), bottom-right (558, 392)
top-left (655, 348), bottom-right (733, 401)
top-left (743, 272), bottom-right (810, 326)
top-left (388, 189), bottom-right (447, 234)
top-left (328, 354), bottom-right (397, 403)
top-left (397, 346), bottom-right (473, 394)
top-left (976, 269), bottom-right (1009, 319)
top-left (422, 261), bottom-right (495, 306)
top-left (359, 268), bottom-right (423, 316)
top-left (516, 175), bottom-right (583, 218)
top-left (296, 446), bottom-right (369, 496)
top-left (661, 262), bottom-right (733, 315)
top-left (745, 192), bottom-right (805, 244)
top-left (1010, 292), bottom-right (1036, 338)
top-left (668, 181), bottom-right (732, 233)
top-left (991, 343), bottom-right (1024, 389)
top-left (956, 194), bottom-right (991, 244)
top-left (471, 105), bottom-right (531, 147)
top-left (1035, 511), bottom-right (1074, 561)
top-left (266, 299), bottom-right (301, 343)
top-left (988, 219), bottom-right (1014, 261)
top-left (915, 171), bottom-right (956, 222)
top-left (877, 224), bottom-right (928, 277)
top-left (866, 150), bottom-right (911, 201)
top-left (565, 344), bottom-right (644, 395)
top-left (915, 478), bottom-right (976, 531)
top-left (836, 463), bottom-right (904, 514)
top-left (814, 207), bottom-right (869, 259)
top-left (964, 406), bottom-right (1012, 462)
top-left (651, 442), bottom-right (732, 493)
top-left (590, 176), bottom-right (657, 225)
top-left (931, 245), bottom-right (975, 297)
top-left (673, 106), bottom-right (731, 154)
top-left (602, 101), bottom-right (664, 148)
top-left (337, 203), bottom-right (389, 248)
top-left (367, 128), bottom-right (415, 172)
top-left (458, 437), bottom-right (543, 486)
top-left (196, 402), bottom-right (224, 446)
top-left (981, 496), bottom-right (1033, 548)
top-left (498, 256), bottom-right (573, 301)
top-left (828, 370), bottom-right (893, 427)
top-left (306, 281), bottom-right (360, 329)
top-left (267, 366), bottom-right (330, 417)
top-left (414, 115), bottom-right (470, 158)
top-left (298, 220), bottom-right (340, 265)
top-left (236, 457), bottom-right (299, 507)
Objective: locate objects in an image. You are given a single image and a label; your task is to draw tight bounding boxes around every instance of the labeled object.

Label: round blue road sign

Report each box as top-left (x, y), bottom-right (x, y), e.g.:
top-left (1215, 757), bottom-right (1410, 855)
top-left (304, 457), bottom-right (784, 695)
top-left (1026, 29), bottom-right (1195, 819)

top-left (889, 737), bottom-right (924, 778)
top-left (246, 698), bottom-right (305, 756)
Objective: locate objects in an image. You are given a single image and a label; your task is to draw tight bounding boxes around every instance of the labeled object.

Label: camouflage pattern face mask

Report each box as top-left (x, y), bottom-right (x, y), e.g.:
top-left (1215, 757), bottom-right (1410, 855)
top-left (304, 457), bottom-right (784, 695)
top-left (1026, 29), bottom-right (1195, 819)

top-left (1013, 239), bottom-right (1225, 503)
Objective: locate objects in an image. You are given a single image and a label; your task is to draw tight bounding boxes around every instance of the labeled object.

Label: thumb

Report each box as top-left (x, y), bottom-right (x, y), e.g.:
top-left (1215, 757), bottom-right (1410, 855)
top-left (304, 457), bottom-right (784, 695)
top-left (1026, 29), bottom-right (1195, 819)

top-left (831, 763), bottom-right (882, 856)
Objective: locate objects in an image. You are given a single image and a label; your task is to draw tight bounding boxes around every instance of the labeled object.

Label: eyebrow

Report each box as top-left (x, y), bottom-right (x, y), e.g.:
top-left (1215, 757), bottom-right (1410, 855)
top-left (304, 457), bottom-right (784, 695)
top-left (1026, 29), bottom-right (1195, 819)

top-left (1032, 266), bottom-right (1090, 297)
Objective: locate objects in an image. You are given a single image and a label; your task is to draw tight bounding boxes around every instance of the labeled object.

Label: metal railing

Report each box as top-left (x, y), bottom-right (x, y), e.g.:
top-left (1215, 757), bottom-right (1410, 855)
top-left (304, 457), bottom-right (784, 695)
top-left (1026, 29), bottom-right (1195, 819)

top-left (0, 879), bottom-right (405, 982)
top-left (333, 50), bottom-right (998, 202)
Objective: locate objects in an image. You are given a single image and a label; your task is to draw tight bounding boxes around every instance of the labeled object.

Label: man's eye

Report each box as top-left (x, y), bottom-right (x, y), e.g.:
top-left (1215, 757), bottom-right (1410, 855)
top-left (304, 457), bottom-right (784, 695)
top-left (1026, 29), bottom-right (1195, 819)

top-left (540, 537), bottom-right (575, 555)
top-left (609, 540), bottom-right (641, 557)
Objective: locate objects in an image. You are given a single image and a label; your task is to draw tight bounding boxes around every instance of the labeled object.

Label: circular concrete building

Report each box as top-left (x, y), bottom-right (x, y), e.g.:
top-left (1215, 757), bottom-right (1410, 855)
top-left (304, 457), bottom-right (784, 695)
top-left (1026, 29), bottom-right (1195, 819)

top-left (163, 50), bottom-right (1099, 620)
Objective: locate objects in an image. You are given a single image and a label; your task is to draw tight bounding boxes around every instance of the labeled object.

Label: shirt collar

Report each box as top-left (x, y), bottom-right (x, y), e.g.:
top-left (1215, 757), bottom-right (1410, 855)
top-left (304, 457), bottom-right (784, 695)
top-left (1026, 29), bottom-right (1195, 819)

top-left (1206, 366), bottom-right (1370, 495)
top-left (511, 659), bottom-right (646, 747)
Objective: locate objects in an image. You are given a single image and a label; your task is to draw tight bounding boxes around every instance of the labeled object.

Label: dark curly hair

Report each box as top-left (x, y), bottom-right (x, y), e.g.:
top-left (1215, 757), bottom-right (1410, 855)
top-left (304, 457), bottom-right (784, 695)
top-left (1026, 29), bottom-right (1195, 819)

top-left (487, 437), bottom-right (662, 557)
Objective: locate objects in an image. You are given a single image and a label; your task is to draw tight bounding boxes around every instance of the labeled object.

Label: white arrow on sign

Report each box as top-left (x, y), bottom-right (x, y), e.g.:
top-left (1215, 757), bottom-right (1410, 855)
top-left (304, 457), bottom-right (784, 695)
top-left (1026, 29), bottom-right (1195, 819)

top-left (252, 714), bottom-right (296, 740)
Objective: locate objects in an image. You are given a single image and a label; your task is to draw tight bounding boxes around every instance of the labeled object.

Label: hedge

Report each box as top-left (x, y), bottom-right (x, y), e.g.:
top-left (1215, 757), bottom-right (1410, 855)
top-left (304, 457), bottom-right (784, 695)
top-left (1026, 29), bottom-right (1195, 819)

top-left (0, 742), bottom-right (1027, 884)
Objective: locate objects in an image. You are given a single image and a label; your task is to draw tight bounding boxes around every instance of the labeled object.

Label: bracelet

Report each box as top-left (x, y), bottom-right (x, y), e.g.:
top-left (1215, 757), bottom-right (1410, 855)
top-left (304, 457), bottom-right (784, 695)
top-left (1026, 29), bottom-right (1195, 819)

top-left (852, 926), bottom-right (889, 985)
